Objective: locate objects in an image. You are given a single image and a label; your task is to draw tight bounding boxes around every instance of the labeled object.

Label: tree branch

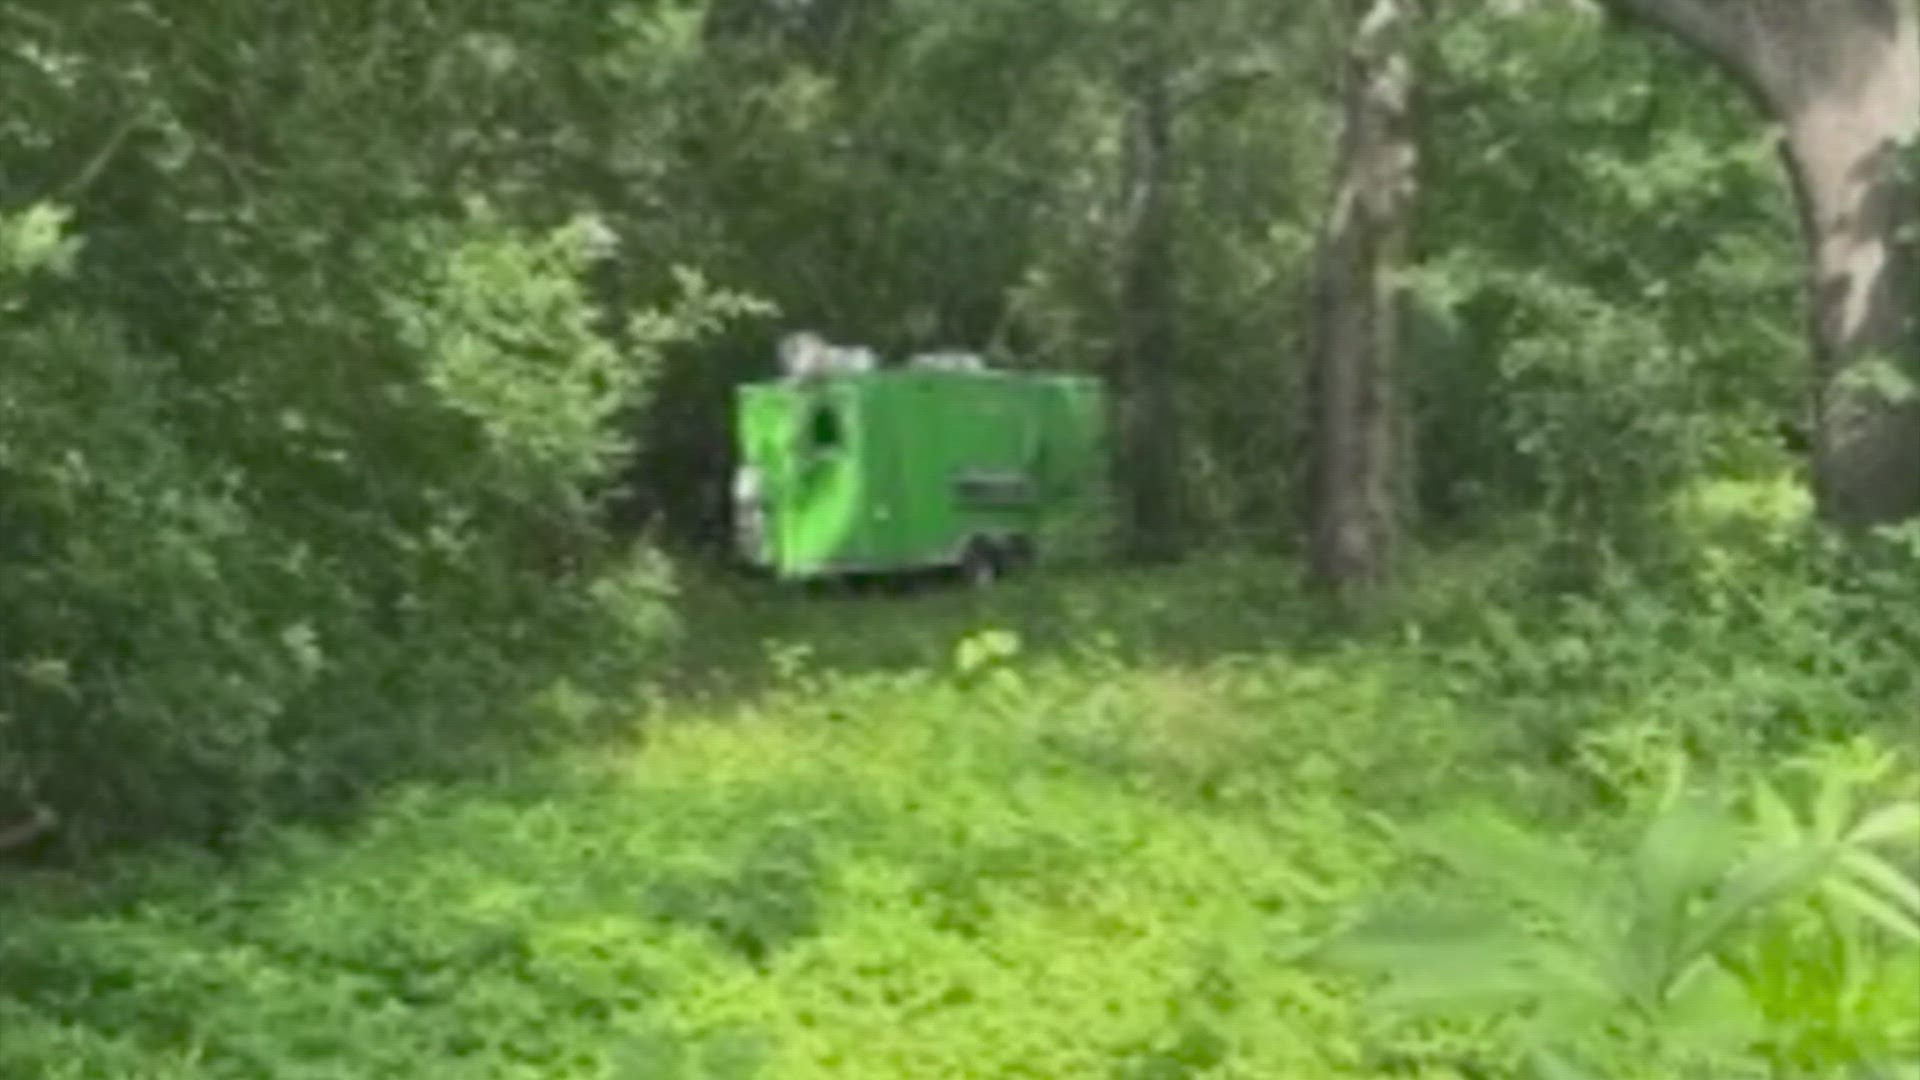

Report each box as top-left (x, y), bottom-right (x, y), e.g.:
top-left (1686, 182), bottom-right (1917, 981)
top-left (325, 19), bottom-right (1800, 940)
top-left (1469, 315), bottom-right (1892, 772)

top-left (1592, 0), bottom-right (1783, 111)
top-left (57, 115), bottom-right (142, 201)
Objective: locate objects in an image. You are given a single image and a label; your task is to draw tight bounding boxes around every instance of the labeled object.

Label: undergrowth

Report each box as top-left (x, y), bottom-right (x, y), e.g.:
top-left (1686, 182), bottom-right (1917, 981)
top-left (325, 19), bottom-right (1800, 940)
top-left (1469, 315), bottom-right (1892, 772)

top-left (2, 519), bottom-right (1916, 1078)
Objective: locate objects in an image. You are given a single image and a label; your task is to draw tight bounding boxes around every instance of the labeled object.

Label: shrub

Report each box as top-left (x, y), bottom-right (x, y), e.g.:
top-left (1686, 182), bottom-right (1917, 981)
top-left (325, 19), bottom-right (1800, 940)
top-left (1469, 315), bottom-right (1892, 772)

top-left (0, 203), bottom-right (755, 845)
top-left (1323, 744), bottom-right (1920, 1079)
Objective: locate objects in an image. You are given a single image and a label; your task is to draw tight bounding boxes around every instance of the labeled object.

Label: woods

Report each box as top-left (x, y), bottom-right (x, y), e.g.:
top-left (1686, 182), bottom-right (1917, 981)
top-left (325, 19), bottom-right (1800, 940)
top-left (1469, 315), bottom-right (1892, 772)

top-left (1601, 0), bottom-right (1920, 525)
top-left (3, 1), bottom-right (1919, 1077)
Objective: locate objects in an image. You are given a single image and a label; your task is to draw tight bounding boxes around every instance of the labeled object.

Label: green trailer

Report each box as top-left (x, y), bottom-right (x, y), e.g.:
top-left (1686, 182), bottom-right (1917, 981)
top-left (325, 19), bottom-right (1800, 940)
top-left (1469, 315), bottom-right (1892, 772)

top-left (731, 360), bottom-right (1111, 585)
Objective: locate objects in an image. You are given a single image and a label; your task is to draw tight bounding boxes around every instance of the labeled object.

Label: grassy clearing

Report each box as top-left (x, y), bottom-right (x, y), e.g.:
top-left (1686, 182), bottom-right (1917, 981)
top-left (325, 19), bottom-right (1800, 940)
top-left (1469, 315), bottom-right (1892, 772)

top-left (1, 552), bottom-right (1914, 1078)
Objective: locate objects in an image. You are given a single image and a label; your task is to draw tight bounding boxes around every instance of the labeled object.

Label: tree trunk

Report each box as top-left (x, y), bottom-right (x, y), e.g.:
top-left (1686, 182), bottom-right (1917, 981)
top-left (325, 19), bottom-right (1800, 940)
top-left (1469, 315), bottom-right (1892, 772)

top-left (1113, 56), bottom-right (1188, 564)
top-left (1602, 0), bottom-right (1920, 526)
top-left (1308, 0), bottom-right (1417, 596)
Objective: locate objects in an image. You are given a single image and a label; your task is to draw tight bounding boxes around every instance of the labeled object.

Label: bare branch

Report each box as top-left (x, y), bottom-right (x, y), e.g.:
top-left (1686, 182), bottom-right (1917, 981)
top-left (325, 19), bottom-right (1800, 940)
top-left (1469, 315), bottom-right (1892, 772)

top-left (57, 115), bottom-right (142, 201)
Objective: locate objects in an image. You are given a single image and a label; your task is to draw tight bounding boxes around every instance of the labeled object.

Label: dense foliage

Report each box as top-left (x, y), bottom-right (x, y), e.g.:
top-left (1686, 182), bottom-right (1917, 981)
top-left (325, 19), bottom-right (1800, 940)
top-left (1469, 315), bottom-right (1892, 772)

top-left (3, 0), bottom-right (1917, 1075)
top-left (2, 546), bottom-right (1916, 1078)
top-left (1411, 9), bottom-right (1800, 537)
top-left (0, 2), bottom-right (774, 840)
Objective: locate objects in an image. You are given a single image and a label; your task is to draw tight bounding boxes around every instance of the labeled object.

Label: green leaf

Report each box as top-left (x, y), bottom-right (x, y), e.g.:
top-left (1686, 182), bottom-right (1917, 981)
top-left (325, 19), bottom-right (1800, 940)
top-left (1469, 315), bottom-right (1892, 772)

top-left (1813, 763), bottom-right (1857, 842)
top-left (1840, 848), bottom-right (1920, 919)
top-left (0, 203), bottom-right (78, 279)
top-left (1322, 906), bottom-right (1536, 1013)
top-left (1681, 843), bottom-right (1834, 962)
top-left (1326, 901), bottom-right (1622, 1023)
top-left (1655, 752), bottom-right (1692, 813)
top-left (1823, 877), bottom-right (1920, 945)
top-left (1660, 957), bottom-right (1766, 1054)
top-left (1526, 1048), bottom-right (1601, 1080)
top-left (1848, 802), bottom-right (1920, 848)
top-left (1632, 792), bottom-right (1742, 920)
top-left (1413, 808), bottom-right (1601, 930)
top-left (1750, 779), bottom-right (1803, 845)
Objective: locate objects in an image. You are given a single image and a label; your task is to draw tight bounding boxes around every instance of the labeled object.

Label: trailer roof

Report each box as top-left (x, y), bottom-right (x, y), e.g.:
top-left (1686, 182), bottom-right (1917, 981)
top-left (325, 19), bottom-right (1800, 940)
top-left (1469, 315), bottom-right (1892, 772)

top-left (744, 367), bottom-right (1098, 391)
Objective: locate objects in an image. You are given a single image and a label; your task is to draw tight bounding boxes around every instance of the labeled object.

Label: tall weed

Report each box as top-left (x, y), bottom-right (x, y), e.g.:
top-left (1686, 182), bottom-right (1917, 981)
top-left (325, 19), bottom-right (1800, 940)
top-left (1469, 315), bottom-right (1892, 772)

top-left (1324, 743), bottom-right (1920, 1079)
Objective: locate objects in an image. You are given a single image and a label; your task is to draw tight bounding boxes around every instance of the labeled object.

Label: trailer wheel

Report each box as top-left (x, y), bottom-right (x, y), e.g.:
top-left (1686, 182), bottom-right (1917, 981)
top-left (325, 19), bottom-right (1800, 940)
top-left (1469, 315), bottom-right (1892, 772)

top-left (960, 540), bottom-right (1001, 590)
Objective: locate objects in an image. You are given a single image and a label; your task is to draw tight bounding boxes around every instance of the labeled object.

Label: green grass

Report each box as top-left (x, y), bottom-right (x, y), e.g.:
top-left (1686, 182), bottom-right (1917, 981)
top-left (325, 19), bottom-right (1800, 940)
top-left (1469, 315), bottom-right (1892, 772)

top-left (1, 552), bottom-right (1914, 1078)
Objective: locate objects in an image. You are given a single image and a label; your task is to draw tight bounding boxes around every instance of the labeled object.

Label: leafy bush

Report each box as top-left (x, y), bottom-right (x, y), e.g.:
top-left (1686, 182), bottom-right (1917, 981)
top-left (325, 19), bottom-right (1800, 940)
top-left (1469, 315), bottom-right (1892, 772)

top-left (3, 550), bottom-right (1918, 1076)
top-left (1325, 745), bottom-right (1920, 1079)
top-left (1411, 7), bottom-right (1797, 541)
top-left (0, 203), bottom-right (752, 843)
top-left (1404, 501), bottom-right (1920, 791)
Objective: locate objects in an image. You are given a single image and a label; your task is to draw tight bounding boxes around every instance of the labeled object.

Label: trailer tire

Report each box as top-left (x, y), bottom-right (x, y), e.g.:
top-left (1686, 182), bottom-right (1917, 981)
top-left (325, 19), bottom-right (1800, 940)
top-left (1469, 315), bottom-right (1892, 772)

top-left (960, 540), bottom-right (1001, 590)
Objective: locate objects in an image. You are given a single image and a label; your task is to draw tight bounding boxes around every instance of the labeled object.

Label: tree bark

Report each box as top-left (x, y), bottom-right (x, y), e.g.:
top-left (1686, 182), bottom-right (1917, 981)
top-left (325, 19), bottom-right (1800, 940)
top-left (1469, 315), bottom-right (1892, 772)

top-left (1114, 55), bottom-right (1188, 563)
top-left (1603, 0), bottom-right (1920, 525)
top-left (1308, 0), bottom-right (1417, 595)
